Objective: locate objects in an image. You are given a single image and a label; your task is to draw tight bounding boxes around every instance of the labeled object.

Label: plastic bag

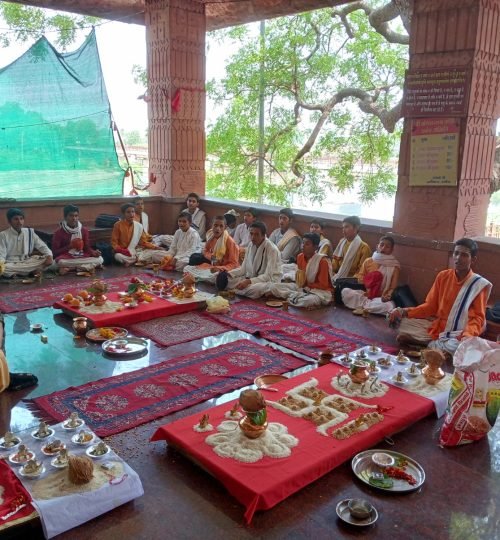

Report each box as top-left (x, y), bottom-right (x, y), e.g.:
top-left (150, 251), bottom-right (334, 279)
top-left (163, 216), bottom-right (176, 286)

top-left (440, 337), bottom-right (500, 446)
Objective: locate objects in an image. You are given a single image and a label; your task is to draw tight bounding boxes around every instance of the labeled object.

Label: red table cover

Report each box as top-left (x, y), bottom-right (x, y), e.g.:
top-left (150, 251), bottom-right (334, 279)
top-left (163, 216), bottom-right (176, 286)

top-left (0, 460), bottom-right (37, 528)
top-left (152, 363), bottom-right (434, 523)
top-left (53, 292), bottom-right (200, 327)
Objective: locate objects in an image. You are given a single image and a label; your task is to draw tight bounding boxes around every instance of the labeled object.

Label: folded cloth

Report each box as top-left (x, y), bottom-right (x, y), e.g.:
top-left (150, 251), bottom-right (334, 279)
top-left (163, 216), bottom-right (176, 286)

top-left (7, 372), bottom-right (38, 391)
top-left (115, 247), bottom-right (132, 257)
top-left (363, 270), bottom-right (383, 299)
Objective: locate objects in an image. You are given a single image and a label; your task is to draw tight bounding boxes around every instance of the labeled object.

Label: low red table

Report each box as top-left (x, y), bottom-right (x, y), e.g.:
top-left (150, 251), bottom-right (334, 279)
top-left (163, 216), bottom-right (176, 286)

top-left (152, 363), bottom-right (434, 523)
top-left (53, 292), bottom-right (201, 327)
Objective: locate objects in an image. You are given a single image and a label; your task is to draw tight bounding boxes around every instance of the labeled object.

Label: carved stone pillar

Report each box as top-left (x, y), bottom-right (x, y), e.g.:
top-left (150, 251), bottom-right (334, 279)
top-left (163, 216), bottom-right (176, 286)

top-left (394, 0), bottom-right (500, 240)
top-left (145, 0), bottom-right (206, 198)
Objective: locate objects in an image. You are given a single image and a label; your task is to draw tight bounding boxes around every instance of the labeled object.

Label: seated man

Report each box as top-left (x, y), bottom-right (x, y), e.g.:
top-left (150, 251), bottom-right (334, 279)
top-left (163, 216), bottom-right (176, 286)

top-left (269, 208), bottom-right (301, 263)
top-left (184, 216), bottom-right (239, 279)
top-left (52, 205), bottom-right (104, 274)
top-left (342, 236), bottom-right (399, 315)
top-left (223, 209), bottom-right (239, 238)
top-left (388, 238), bottom-right (492, 356)
top-left (310, 219), bottom-right (333, 258)
top-left (331, 215), bottom-right (371, 303)
top-left (111, 203), bottom-right (160, 266)
top-left (153, 212), bottom-right (201, 272)
top-left (183, 192), bottom-right (207, 241)
top-left (0, 311), bottom-right (38, 392)
top-left (134, 197), bottom-right (152, 240)
top-left (0, 208), bottom-right (54, 277)
top-left (267, 233), bottom-right (333, 308)
top-left (233, 207), bottom-right (259, 262)
top-left (216, 222), bottom-right (282, 299)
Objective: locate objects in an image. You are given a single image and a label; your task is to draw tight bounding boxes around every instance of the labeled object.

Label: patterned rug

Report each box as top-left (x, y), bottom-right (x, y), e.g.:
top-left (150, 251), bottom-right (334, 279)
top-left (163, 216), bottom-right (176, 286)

top-left (205, 302), bottom-right (397, 358)
top-left (128, 311), bottom-right (231, 347)
top-left (0, 275), bottom-right (139, 313)
top-left (30, 340), bottom-right (306, 437)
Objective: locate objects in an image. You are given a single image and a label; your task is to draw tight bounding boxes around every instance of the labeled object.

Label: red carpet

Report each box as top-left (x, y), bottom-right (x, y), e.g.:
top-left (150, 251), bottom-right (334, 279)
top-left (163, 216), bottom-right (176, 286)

top-left (0, 275), bottom-right (137, 313)
top-left (30, 340), bottom-right (306, 437)
top-left (128, 312), bottom-right (231, 347)
top-left (205, 301), bottom-right (397, 358)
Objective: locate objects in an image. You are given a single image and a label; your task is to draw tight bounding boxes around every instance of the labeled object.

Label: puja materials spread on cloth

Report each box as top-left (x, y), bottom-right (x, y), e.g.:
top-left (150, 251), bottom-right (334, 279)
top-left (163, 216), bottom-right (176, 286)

top-left (440, 337), bottom-right (500, 446)
top-left (267, 378), bottom-right (379, 436)
top-left (331, 371), bottom-right (389, 399)
top-left (2, 421), bottom-right (144, 538)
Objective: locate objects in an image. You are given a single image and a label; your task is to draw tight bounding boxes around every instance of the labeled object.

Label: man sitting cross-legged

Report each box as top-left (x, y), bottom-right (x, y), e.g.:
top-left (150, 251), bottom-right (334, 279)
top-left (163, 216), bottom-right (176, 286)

top-left (0, 208), bottom-right (54, 277)
top-left (341, 235), bottom-right (400, 316)
top-left (388, 238), bottom-right (492, 356)
top-left (216, 221), bottom-right (282, 299)
top-left (52, 205), bottom-right (104, 274)
top-left (152, 212), bottom-right (201, 272)
top-left (310, 219), bottom-right (333, 258)
top-left (266, 232), bottom-right (333, 309)
top-left (184, 216), bottom-right (239, 280)
top-left (111, 203), bottom-right (160, 267)
top-left (331, 215), bottom-right (371, 303)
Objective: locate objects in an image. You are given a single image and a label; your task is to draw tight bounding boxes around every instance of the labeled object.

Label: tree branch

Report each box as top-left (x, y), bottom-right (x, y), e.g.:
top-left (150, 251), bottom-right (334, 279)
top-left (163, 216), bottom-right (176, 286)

top-left (332, 0), bottom-right (409, 45)
top-left (290, 88), bottom-right (403, 182)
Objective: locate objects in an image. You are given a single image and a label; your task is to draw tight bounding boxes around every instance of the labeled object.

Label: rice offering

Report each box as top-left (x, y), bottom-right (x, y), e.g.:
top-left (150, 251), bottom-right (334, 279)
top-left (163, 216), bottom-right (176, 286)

top-left (440, 337), bottom-right (500, 446)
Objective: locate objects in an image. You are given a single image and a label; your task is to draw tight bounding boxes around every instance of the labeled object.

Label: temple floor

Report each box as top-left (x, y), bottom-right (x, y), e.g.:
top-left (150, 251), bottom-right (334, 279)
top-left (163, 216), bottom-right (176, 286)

top-left (1, 265), bottom-right (499, 540)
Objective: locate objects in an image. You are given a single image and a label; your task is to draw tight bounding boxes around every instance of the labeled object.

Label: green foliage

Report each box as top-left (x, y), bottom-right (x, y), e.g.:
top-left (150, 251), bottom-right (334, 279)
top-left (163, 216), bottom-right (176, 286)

top-left (0, 3), bottom-right (98, 49)
top-left (206, 5), bottom-right (408, 205)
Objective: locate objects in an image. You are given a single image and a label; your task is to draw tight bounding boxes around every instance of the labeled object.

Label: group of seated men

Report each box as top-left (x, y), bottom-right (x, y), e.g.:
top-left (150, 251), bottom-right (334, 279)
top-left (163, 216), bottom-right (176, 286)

top-left (0, 196), bottom-right (492, 391)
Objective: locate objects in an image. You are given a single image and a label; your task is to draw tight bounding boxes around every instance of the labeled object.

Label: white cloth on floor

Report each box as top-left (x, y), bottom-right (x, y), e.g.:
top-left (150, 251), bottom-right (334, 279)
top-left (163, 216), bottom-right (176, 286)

top-left (57, 256), bottom-right (104, 271)
top-left (342, 288), bottom-right (395, 315)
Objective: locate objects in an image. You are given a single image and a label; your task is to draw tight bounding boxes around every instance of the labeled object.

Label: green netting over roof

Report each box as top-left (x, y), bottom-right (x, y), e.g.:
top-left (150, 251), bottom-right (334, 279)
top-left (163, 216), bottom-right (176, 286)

top-left (0, 29), bottom-right (124, 199)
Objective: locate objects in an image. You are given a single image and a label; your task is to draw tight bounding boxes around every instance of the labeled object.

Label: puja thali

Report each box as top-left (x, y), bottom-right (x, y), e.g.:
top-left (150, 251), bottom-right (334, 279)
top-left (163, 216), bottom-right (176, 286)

top-left (86, 327), bottom-right (128, 343)
top-left (102, 337), bottom-right (148, 357)
top-left (254, 374), bottom-right (287, 388)
top-left (352, 449), bottom-right (425, 493)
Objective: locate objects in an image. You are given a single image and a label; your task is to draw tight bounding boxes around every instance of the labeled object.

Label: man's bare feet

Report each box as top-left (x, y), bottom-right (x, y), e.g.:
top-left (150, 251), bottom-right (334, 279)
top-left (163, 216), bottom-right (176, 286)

top-left (59, 267), bottom-right (71, 275)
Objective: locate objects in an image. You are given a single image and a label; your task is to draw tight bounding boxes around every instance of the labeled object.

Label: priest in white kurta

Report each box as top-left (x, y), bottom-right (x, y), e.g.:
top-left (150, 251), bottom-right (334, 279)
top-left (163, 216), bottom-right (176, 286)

top-left (0, 208), bottom-right (54, 277)
top-left (153, 212), bottom-right (201, 272)
top-left (218, 222), bottom-right (282, 299)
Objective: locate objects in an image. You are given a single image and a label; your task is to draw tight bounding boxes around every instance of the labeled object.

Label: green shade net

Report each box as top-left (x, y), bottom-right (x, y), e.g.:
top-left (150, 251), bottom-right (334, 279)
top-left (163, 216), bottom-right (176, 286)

top-left (0, 29), bottom-right (124, 199)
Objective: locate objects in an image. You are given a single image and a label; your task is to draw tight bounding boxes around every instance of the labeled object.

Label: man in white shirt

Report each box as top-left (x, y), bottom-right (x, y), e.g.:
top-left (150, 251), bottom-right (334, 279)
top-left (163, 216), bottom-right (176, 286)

top-left (0, 208), bottom-right (54, 277)
top-left (183, 192), bottom-right (207, 241)
top-left (216, 222), bottom-right (282, 299)
top-left (153, 212), bottom-right (201, 272)
top-left (268, 208), bottom-right (301, 263)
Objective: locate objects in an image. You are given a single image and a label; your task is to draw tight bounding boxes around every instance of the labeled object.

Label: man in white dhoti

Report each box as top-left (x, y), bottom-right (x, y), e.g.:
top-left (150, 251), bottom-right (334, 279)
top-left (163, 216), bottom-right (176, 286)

top-left (341, 236), bottom-right (400, 316)
top-left (266, 233), bottom-right (333, 308)
top-left (388, 238), bottom-right (492, 356)
top-left (153, 212), bottom-right (201, 272)
top-left (52, 205), bottom-right (104, 274)
top-left (216, 222), bottom-right (282, 299)
top-left (111, 203), bottom-right (160, 266)
top-left (0, 208), bottom-right (54, 277)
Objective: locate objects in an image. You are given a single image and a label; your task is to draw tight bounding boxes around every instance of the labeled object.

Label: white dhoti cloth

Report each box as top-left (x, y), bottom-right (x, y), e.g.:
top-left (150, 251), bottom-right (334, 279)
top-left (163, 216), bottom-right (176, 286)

top-left (4, 256), bottom-right (50, 277)
top-left (341, 289), bottom-right (395, 315)
top-left (114, 253), bottom-right (137, 265)
top-left (151, 250), bottom-right (190, 272)
top-left (227, 277), bottom-right (270, 299)
top-left (136, 249), bottom-right (159, 264)
top-left (267, 283), bottom-right (331, 309)
top-left (57, 256), bottom-right (104, 271)
top-left (399, 317), bottom-right (460, 354)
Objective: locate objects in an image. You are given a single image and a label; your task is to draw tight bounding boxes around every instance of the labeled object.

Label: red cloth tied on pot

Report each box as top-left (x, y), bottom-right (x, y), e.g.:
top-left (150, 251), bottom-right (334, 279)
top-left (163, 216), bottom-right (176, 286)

top-left (363, 270), bottom-right (383, 299)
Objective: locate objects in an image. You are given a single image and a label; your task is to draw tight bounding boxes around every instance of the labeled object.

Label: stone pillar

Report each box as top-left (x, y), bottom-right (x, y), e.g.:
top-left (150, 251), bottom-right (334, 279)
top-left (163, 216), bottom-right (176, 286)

top-left (145, 0), bottom-right (206, 198)
top-left (394, 0), bottom-right (500, 240)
